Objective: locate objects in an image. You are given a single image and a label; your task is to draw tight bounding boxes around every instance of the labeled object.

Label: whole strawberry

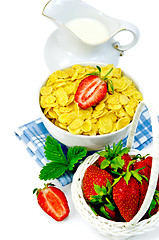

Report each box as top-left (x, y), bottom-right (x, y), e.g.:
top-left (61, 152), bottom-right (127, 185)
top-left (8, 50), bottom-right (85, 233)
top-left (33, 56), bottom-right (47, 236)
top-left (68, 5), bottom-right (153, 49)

top-left (82, 165), bottom-right (113, 201)
top-left (83, 167), bottom-right (120, 221)
top-left (112, 160), bottom-right (146, 222)
top-left (75, 66), bottom-right (113, 109)
top-left (113, 176), bottom-right (140, 222)
top-left (34, 184), bottom-right (70, 221)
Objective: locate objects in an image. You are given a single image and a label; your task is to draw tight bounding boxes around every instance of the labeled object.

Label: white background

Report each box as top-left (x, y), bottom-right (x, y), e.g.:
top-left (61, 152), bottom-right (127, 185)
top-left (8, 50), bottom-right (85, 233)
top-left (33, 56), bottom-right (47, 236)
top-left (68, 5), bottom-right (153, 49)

top-left (1, 0), bottom-right (159, 239)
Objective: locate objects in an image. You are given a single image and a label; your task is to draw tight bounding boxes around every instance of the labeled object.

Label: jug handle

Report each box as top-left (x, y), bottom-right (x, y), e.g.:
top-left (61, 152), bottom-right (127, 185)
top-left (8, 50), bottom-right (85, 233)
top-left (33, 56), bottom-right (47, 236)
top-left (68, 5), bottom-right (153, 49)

top-left (113, 20), bottom-right (139, 53)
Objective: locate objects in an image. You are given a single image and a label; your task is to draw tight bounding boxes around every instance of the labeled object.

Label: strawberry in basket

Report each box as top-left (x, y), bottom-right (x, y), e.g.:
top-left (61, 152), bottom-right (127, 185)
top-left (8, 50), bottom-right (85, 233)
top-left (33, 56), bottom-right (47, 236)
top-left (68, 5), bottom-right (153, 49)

top-left (83, 165), bottom-right (122, 221)
top-left (82, 141), bottom-right (159, 222)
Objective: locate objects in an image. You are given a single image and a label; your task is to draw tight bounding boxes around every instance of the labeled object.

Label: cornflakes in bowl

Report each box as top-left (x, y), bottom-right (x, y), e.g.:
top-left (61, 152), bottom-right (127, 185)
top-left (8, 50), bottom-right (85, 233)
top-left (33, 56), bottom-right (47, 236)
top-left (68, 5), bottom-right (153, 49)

top-left (39, 63), bottom-right (143, 150)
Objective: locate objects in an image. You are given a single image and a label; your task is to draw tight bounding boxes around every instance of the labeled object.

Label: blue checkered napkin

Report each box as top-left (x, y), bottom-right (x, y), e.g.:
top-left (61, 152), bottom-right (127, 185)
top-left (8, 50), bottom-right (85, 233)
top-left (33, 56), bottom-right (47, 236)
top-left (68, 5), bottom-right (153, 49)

top-left (14, 119), bottom-right (73, 186)
top-left (123, 105), bottom-right (156, 150)
top-left (14, 106), bottom-right (158, 186)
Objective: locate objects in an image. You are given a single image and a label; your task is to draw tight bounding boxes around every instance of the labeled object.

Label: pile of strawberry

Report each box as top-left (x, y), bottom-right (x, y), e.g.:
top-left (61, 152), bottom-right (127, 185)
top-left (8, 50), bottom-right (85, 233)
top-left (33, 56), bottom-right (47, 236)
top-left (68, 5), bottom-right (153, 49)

top-left (82, 140), bottom-right (159, 222)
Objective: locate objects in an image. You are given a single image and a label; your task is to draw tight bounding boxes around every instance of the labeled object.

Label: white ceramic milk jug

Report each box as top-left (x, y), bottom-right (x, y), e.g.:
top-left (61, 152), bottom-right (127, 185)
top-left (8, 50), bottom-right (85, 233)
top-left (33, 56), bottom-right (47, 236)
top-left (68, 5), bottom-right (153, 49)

top-left (43, 0), bottom-right (139, 71)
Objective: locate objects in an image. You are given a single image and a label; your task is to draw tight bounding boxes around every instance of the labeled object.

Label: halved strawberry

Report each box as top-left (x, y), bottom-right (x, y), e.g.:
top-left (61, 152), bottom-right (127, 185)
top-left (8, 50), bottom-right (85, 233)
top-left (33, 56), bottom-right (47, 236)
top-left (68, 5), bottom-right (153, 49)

top-left (34, 184), bottom-right (70, 221)
top-left (75, 66), bottom-right (113, 109)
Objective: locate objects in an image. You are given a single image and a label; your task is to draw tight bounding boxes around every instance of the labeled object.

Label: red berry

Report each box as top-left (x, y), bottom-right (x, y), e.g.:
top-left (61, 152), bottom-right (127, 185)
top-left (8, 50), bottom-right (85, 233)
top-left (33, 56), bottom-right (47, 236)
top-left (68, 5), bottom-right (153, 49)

top-left (35, 185), bottom-right (70, 221)
top-left (121, 153), bottom-right (132, 172)
top-left (83, 165), bottom-right (113, 201)
top-left (75, 75), bottom-right (107, 109)
top-left (113, 177), bottom-right (140, 222)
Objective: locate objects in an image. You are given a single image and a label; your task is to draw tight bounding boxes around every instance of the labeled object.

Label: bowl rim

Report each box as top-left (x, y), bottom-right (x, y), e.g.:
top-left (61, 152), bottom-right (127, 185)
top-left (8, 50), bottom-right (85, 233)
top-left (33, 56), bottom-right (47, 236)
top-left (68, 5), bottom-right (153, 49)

top-left (38, 62), bottom-right (143, 139)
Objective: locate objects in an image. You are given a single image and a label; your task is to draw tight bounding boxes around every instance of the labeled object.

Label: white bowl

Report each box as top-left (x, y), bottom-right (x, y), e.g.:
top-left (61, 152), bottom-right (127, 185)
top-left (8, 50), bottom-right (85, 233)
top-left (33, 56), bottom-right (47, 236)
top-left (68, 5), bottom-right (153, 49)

top-left (38, 62), bottom-right (143, 151)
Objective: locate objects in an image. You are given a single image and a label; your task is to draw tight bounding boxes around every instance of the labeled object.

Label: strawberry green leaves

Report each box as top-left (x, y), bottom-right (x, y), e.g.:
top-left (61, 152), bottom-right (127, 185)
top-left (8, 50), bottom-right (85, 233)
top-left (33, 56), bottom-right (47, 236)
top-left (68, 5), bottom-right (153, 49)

top-left (112, 160), bottom-right (148, 186)
top-left (39, 136), bottom-right (87, 181)
top-left (89, 180), bottom-right (117, 220)
top-left (98, 140), bottom-right (130, 172)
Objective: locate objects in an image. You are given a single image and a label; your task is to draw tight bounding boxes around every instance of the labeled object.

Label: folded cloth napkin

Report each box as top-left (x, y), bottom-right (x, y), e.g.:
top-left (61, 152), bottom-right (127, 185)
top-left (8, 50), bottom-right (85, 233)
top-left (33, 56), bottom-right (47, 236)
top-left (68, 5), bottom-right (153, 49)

top-left (14, 106), bottom-right (156, 186)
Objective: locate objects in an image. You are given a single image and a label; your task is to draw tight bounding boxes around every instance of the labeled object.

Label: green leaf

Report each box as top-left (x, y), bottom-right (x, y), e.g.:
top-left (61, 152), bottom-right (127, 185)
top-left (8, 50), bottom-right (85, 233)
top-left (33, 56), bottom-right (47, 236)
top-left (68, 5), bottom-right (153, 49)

top-left (112, 143), bottom-right (116, 152)
top-left (141, 174), bottom-right (148, 182)
top-left (148, 199), bottom-right (156, 217)
top-left (104, 202), bottom-right (115, 211)
top-left (67, 146), bottom-right (87, 171)
top-left (118, 147), bottom-right (130, 156)
top-left (109, 145), bottom-right (113, 155)
top-left (100, 206), bottom-right (111, 219)
top-left (33, 188), bottom-right (38, 194)
top-left (94, 184), bottom-right (102, 195)
top-left (88, 204), bottom-right (98, 216)
top-left (89, 195), bottom-right (103, 204)
top-left (111, 156), bottom-right (125, 171)
top-left (107, 79), bottom-right (114, 94)
top-left (100, 159), bottom-right (111, 169)
top-left (115, 140), bottom-right (123, 155)
top-left (87, 72), bottom-right (99, 76)
top-left (94, 184), bottom-right (107, 196)
top-left (106, 180), bottom-right (112, 195)
top-left (96, 65), bottom-right (101, 75)
top-left (101, 186), bottom-right (107, 195)
top-left (154, 191), bottom-right (159, 204)
top-left (39, 161), bottom-right (68, 181)
top-left (124, 172), bottom-right (131, 185)
top-left (44, 136), bottom-right (67, 164)
top-left (131, 171), bottom-right (143, 184)
top-left (39, 136), bottom-right (88, 181)
top-left (112, 176), bottom-right (122, 186)
top-left (98, 151), bottom-right (107, 157)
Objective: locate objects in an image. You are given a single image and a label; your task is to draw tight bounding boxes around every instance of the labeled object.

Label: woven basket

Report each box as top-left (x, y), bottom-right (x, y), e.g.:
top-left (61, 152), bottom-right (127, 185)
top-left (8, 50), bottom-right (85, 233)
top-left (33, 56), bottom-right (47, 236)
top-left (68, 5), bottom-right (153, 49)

top-left (71, 100), bottom-right (159, 240)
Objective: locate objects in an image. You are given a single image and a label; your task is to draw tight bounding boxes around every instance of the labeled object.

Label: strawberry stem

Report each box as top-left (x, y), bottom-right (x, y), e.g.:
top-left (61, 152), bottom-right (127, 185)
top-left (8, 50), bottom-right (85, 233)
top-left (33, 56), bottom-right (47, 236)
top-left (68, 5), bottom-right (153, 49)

top-left (103, 67), bottom-right (113, 80)
top-left (126, 160), bottom-right (136, 172)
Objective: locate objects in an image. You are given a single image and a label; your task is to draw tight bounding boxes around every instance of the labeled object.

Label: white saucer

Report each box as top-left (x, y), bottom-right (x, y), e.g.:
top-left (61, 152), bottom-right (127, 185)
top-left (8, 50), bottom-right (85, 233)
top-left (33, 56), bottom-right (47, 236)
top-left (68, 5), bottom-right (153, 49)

top-left (44, 30), bottom-right (121, 73)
